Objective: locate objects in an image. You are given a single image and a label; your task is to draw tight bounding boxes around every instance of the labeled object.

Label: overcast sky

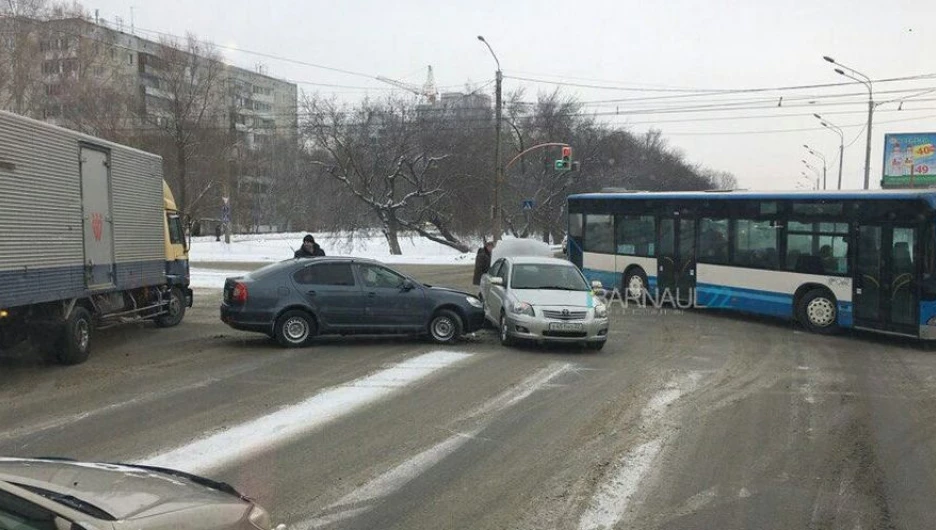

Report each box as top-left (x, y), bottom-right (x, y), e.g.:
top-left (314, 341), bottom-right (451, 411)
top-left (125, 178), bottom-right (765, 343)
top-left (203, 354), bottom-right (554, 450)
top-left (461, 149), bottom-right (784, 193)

top-left (86, 0), bottom-right (936, 190)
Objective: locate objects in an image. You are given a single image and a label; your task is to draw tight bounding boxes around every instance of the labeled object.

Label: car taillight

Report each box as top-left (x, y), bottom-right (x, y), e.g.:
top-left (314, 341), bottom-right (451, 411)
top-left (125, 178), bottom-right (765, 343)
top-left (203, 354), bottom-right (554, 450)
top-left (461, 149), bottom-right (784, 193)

top-left (232, 282), bottom-right (248, 304)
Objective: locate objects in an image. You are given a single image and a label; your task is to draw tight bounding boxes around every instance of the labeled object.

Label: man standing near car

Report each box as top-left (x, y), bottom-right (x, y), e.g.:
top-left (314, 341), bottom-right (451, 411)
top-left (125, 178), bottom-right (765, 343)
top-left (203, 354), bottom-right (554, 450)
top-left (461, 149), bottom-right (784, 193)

top-left (472, 241), bottom-right (494, 285)
top-left (295, 234), bottom-right (326, 258)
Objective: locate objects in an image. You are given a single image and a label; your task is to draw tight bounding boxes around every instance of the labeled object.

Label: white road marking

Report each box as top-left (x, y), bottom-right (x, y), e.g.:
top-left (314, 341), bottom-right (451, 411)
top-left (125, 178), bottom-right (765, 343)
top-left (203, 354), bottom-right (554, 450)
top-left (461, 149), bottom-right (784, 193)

top-left (294, 362), bottom-right (574, 530)
top-left (137, 350), bottom-right (473, 473)
top-left (578, 439), bottom-right (664, 530)
top-left (2, 354), bottom-right (299, 442)
top-left (578, 371), bottom-right (707, 530)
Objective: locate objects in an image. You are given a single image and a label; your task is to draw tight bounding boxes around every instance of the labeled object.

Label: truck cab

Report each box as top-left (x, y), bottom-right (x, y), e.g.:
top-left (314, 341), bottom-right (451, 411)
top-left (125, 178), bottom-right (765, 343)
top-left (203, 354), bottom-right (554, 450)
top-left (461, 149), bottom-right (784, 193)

top-left (163, 181), bottom-right (193, 308)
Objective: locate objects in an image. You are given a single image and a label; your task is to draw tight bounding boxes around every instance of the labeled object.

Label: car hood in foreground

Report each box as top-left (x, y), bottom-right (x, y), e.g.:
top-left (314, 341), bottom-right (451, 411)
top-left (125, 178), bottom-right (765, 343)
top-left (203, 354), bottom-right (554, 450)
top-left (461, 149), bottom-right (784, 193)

top-left (0, 458), bottom-right (248, 520)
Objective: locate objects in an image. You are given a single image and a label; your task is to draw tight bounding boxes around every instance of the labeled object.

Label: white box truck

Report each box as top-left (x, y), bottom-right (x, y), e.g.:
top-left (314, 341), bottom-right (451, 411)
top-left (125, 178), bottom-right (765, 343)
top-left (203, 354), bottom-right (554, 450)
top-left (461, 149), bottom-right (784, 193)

top-left (0, 110), bottom-right (192, 364)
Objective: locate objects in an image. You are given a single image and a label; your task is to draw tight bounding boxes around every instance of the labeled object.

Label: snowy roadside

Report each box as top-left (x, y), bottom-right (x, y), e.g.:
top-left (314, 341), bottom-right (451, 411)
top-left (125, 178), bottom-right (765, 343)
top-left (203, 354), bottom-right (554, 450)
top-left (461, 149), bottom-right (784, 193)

top-left (189, 231), bottom-right (477, 266)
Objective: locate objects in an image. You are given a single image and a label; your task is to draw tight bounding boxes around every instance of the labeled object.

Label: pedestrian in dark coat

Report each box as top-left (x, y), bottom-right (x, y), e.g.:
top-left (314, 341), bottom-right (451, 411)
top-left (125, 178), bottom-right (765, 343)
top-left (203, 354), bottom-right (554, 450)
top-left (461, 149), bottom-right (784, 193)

top-left (472, 241), bottom-right (494, 285)
top-left (295, 234), bottom-right (326, 258)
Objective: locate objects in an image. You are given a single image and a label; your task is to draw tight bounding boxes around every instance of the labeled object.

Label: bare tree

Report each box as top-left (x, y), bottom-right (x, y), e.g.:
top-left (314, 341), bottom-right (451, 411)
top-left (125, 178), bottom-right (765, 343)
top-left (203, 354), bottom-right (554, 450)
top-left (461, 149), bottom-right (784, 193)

top-left (134, 34), bottom-right (225, 217)
top-left (0, 0), bottom-right (52, 116)
top-left (301, 96), bottom-right (471, 254)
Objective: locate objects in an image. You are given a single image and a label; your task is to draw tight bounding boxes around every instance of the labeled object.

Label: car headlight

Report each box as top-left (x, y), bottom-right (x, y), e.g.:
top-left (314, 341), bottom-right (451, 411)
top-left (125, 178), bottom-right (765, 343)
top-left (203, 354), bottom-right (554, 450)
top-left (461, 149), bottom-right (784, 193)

top-left (594, 303), bottom-right (608, 318)
top-left (466, 296), bottom-right (483, 308)
top-left (511, 302), bottom-right (535, 317)
top-left (248, 505), bottom-right (272, 530)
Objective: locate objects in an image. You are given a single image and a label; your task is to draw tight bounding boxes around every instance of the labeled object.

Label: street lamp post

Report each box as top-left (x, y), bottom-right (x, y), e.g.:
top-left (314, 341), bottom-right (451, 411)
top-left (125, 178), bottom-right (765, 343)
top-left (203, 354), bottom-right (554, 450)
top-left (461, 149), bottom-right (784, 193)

top-left (813, 114), bottom-right (846, 190)
top-left (803, 144), bottom-right (828, 191)
top-left (478, 36), bottom-right (503, 242)
top-left (823, 56), bottom-right (873, 189)
top-left (801, 171), bottom-right (818, 190)
top-left (802, 161), bottom-right (821, 191)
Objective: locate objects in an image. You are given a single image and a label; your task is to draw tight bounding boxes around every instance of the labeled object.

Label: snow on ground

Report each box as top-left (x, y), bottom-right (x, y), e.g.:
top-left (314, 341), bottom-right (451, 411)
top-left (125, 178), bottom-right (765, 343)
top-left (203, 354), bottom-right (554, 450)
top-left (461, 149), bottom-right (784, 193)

top-left (190, 269), bottom-right (245, 289)
top-left (190, 231), bottom-right (478, 265)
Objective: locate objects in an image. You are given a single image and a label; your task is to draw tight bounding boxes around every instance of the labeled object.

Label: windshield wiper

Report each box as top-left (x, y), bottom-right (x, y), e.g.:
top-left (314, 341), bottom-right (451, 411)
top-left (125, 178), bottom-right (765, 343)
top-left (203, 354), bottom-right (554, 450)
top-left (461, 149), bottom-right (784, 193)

top-left (531, 286), bottom-right (586, 291)
top-left (105, 463), bottom-right (246, 499)
top-left (12, 483), bottom-right (116, 521)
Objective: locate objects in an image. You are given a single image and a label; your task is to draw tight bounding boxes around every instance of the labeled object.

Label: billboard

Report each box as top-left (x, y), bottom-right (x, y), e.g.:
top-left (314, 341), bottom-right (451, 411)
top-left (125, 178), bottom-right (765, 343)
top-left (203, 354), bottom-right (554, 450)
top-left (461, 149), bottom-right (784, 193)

top-left (881, 133), bottom-right (936, 188)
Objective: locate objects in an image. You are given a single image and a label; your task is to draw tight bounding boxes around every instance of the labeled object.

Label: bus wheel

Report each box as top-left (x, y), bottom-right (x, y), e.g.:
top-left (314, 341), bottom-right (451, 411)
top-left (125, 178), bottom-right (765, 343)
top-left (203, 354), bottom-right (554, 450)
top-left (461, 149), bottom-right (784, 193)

top-left (797, 288), bottom-right (840, 334)
top-left (622, 269), bottom-right (648, 302)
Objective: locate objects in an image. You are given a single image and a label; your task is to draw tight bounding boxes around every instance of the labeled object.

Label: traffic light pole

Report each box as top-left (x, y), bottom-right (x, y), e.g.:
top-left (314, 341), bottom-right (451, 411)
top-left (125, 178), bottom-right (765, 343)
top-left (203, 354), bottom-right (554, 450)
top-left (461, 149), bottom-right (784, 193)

top-left (505, 142), bottom-right (572, 172)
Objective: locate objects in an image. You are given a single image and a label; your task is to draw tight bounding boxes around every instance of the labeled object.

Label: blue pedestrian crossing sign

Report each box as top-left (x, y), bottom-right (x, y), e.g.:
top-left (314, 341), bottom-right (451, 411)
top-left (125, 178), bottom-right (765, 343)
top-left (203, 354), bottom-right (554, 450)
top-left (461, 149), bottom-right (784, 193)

top-left (522, 199), bottom-right (535, 211)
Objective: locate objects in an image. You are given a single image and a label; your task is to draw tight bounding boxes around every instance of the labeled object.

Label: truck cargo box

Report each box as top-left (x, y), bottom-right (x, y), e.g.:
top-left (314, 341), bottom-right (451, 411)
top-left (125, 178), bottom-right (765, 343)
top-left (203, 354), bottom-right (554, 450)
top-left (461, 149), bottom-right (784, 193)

top-left (0, 110), bottom-right (165, 309)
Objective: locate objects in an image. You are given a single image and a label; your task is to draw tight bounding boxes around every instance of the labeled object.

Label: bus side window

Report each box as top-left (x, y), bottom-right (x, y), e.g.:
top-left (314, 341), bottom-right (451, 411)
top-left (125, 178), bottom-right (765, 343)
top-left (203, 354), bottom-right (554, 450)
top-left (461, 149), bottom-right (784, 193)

top-left (699, 218), bottom-right (729, 264)
top-left (733, 219), bottom-right (779, 269)
top-left (615, 215), bottom-right (655, 256)
top-left (584, 215), bottom-right (614, 254)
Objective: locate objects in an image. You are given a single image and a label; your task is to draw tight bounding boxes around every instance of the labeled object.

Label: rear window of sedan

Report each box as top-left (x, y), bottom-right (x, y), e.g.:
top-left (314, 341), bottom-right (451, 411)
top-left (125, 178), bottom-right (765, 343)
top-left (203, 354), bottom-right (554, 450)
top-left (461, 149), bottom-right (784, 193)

top-left (293, 263), bottom-right (356, 286)
top-left (246, 260), bottom-right (301, 280)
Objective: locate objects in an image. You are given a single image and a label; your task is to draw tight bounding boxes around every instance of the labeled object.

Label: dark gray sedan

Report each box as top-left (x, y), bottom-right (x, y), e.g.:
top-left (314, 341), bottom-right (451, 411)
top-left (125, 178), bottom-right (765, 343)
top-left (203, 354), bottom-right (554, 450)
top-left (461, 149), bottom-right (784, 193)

top-left (220, 257), bottom-right (485, 347)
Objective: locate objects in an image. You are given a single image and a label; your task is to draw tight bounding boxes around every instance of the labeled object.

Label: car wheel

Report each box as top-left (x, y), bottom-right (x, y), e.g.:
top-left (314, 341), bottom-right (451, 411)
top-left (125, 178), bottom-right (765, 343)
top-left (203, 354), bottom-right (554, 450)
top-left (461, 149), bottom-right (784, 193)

top-left (797, 288), bottom-right (840, 335)
top-left (428, 309), bottom-right (463, 344)
top-left (58, 306), bottom-right (93, 365)
top-left (499, 312), bottom-right (514, 347)
top-left (155, 287), bottom-right (186, 328)
top-left (274, 310), bottom-right (316, 348)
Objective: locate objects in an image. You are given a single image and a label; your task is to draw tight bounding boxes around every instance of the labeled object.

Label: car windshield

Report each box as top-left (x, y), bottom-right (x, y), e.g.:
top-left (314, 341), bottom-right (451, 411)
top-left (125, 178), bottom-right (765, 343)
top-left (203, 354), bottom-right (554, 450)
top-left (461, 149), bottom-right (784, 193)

top-left (510, 264), bottom-right (590, 291)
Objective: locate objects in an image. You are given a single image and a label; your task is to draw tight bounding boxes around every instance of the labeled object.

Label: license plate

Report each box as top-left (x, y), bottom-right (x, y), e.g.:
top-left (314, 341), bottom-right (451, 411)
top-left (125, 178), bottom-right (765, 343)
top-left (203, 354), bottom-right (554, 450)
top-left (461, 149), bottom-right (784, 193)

top-left (549, 322), bottom-right (584, 332)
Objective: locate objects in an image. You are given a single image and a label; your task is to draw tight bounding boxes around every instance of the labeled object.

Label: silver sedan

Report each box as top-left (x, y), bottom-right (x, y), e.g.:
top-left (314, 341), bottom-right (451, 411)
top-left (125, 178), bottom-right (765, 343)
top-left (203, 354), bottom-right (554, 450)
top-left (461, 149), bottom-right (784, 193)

top-left (0, 457), bottom-right (283, 530)
top-left (480, 256), bottom-right (609, 350)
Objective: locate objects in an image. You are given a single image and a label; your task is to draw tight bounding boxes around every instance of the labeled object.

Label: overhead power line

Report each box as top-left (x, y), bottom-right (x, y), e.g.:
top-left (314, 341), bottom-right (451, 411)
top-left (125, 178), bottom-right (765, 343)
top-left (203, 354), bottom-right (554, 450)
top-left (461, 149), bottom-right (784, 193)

top-left (506, 72), bottom-right (936, 97)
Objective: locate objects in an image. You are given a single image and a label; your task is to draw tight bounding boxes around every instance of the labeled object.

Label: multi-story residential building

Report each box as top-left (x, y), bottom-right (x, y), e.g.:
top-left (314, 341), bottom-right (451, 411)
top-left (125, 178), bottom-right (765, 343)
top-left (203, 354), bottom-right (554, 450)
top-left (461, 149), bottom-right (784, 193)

top-left (2, 14), bottom-right (299, 232)
top-left (31, 16), bottom-right (298, 150)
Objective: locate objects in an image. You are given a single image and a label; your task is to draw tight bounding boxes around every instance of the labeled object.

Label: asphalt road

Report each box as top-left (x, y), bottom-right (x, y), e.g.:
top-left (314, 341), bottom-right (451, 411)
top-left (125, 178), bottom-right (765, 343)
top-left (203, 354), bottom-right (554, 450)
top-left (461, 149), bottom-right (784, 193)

top-left (3, 264), bottom-right (936, 529)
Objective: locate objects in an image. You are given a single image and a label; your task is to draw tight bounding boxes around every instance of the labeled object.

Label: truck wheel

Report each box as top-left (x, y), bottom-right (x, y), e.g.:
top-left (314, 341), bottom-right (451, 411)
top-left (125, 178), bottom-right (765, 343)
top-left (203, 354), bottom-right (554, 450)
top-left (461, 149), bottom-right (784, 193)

top-left (155, 287), bottom-right (186, 328)
top-left (58, 307), bottom-right (93, 365)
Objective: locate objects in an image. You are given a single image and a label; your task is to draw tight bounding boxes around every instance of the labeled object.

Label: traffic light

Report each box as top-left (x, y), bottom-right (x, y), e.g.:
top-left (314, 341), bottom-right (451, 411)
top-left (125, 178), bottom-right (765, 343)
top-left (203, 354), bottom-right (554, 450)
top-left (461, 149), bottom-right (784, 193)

top-left (554, 146), bottom-right (572, 171)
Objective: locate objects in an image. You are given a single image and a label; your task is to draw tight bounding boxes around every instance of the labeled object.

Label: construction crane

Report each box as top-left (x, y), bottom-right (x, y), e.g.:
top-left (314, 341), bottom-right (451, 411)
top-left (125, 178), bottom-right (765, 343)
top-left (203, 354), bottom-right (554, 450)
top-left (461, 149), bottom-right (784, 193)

top-left (376, 65), bottom-right (439, 104)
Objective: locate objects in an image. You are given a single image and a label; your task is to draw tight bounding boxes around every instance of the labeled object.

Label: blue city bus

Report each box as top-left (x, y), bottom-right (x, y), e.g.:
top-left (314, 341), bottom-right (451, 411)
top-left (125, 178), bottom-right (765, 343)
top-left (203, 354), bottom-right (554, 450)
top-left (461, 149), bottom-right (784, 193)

top-left (566, 190), bottom-right (936, 340)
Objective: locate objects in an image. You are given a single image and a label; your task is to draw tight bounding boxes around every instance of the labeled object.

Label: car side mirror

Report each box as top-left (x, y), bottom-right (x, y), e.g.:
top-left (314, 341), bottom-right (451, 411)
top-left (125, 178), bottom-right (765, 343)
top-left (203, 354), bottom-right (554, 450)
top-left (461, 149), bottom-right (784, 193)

top-left (401, 279), bottom-right (415, 291)
top-left (491, 277), bottom-right (504, 287)
top-left (591, 280), bottom-right (603, 290)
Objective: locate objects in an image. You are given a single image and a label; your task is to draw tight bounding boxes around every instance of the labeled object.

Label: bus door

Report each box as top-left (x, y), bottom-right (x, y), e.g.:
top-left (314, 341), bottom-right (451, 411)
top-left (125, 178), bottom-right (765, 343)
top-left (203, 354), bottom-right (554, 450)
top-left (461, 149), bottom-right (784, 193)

top-left (657, 216), bottom-right (697, 302)
top-left (854, 224), bottom-right (919, 334)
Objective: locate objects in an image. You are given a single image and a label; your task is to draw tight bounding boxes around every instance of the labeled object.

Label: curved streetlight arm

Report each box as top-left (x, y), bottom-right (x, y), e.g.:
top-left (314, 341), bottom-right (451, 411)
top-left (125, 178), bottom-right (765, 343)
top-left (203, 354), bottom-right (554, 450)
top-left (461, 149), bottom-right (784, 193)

top-left (477, 36), bottom-right (501, 72)
top-left (803, 145), bottom-right (827, 164)
top-left (834, 68), bottom-right (872, 96)
top-left (814, 114), bottom-right (845, 139)
top-left (821, 122), bottom-right (845, 140)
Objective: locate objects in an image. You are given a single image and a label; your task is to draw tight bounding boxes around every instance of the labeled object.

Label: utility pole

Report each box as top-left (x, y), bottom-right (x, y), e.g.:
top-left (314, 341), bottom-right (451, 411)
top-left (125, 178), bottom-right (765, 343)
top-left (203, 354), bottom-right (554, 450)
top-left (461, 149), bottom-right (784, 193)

top-left (863, 98), bottom-right (874, 190)
top-left (478, 36), bottom-right (503, 242)
top-left (823, 57), bottom-right (873, 189)
top-left (494, 68), bottom-right (503, 242)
